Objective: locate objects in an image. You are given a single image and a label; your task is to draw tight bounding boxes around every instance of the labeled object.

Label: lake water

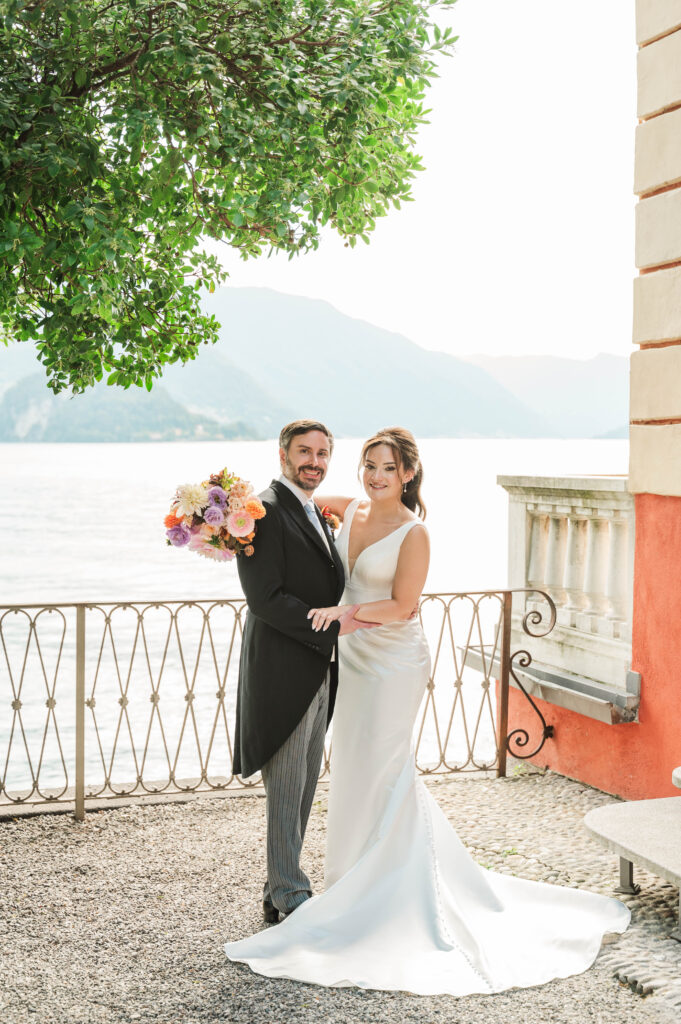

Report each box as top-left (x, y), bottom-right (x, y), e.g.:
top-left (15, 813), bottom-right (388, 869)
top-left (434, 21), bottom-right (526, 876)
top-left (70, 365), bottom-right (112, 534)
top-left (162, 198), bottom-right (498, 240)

top-left (0, 438), bottom-right (629, 795)
top-left (0, 438), bottom-right (629, 602)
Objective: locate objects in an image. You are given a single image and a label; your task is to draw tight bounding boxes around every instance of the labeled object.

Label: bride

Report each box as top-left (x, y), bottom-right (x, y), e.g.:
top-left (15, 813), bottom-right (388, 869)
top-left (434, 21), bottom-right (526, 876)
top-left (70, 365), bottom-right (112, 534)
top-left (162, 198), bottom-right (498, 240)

top-left (224, 427), bottom-right (629, 995)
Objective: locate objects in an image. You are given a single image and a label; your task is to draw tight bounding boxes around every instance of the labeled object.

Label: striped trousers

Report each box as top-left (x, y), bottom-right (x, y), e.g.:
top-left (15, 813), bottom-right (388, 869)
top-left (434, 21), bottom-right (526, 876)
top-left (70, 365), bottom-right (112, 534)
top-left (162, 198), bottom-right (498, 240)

top-left (260, 673), bottom-right (330, 914)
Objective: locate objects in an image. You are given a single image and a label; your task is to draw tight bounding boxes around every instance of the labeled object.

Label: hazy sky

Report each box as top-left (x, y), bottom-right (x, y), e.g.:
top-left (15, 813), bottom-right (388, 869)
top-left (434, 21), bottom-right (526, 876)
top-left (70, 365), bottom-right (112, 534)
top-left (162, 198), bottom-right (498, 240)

top-left (207, 0), bottom-right (637, 361)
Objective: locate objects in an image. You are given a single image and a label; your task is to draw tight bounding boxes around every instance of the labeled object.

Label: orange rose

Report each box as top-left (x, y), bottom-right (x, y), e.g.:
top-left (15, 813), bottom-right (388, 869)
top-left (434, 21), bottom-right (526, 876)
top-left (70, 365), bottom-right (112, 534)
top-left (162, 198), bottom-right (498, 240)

top-left (164, 511), bottom-right (183, 529)
top-left (245, 500), bottom-right (266, 520)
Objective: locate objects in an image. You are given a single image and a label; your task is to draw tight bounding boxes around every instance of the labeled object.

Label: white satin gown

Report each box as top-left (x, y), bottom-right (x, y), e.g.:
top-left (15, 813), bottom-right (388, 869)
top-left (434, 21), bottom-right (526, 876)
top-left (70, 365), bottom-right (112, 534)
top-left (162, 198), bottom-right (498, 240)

top-left (224, 499), bottom-right (630, 994)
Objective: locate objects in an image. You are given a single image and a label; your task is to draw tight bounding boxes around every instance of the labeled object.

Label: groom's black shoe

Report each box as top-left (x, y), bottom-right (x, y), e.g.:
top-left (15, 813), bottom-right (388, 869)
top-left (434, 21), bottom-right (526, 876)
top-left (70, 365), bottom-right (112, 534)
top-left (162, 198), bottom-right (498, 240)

top-left (263, 896), bottom-right (279, 924)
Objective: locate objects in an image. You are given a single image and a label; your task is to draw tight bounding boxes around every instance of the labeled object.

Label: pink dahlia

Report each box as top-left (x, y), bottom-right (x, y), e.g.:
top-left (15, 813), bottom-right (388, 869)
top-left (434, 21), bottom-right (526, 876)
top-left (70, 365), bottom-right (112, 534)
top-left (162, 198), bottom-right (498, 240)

top-left (197, 545), bottom-right (234, 562)
top-left (226, 511), bottom-right (254, 537)
top-left (188, 533), bottom-right (233, 561)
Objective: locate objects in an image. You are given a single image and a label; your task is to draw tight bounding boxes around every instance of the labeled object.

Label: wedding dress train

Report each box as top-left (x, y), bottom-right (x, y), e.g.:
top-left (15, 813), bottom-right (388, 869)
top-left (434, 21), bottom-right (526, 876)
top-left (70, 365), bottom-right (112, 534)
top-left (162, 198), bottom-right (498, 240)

top-left (224, 500), bottom-right (629, 994)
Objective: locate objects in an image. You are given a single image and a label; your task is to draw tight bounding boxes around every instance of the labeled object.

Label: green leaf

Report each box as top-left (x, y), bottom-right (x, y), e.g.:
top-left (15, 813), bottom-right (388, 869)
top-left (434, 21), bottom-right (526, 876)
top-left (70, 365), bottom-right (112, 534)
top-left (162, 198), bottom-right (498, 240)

top-left (0, 0), bottom-right (451, 394)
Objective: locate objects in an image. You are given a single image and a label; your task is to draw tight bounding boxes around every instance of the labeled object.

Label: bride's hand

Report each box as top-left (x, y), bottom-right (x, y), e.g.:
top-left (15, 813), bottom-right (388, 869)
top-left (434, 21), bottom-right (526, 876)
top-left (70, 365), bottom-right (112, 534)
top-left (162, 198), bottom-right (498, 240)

top-left (307, 604), bottom-right (350, 632)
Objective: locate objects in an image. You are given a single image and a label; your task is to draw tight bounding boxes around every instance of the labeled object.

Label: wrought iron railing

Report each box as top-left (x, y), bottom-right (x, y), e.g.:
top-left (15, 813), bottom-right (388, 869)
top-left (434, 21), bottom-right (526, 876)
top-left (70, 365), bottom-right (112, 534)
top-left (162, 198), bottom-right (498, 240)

top-left (0, 590), bottom-right (555, 819)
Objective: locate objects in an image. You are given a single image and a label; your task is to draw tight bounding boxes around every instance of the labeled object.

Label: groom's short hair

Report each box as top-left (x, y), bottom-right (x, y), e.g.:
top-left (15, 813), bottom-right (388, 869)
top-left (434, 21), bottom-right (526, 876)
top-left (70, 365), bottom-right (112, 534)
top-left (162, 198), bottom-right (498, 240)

top-left (279, 420), bottom-right (334, 454)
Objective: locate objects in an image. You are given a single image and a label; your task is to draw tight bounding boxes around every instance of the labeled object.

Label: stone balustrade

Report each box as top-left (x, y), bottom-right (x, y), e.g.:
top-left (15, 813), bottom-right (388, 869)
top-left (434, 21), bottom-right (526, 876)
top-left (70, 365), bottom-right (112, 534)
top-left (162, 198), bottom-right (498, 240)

top-left (498, 476), bottom-right (639, 723)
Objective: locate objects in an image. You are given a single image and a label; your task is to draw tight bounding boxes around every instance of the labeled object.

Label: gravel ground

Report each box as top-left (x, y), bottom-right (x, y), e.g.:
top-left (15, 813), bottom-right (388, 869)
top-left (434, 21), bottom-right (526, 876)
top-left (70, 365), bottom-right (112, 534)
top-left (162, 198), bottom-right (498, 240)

top-left (1, 769), bottom-right (679, 1024)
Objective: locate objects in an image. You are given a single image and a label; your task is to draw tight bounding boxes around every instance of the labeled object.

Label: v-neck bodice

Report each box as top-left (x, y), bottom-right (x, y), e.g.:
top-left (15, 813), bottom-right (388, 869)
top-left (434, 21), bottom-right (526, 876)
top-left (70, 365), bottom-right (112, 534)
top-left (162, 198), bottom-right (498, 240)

top-left (336, 499), bottom-right (420, 604)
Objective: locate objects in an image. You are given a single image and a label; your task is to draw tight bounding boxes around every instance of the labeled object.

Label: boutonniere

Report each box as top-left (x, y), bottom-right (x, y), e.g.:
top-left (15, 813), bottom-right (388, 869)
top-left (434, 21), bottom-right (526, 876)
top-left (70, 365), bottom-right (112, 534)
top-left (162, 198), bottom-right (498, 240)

top-left (321, 506), bottom-right (340, 536)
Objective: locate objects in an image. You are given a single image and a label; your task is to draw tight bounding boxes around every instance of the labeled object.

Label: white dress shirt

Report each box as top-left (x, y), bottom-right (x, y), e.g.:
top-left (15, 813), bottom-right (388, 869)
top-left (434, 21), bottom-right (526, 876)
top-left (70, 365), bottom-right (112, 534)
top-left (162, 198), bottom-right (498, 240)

top-left (278, 474), bottom-right (331, 554)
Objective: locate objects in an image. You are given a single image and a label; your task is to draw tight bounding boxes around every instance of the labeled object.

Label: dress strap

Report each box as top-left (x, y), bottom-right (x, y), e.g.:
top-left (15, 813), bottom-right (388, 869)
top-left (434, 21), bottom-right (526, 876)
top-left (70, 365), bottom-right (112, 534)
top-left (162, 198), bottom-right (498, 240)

top-left (393, 518), bottom-right (425, 553)
top-left (343, 498), bottom-right (363, 527)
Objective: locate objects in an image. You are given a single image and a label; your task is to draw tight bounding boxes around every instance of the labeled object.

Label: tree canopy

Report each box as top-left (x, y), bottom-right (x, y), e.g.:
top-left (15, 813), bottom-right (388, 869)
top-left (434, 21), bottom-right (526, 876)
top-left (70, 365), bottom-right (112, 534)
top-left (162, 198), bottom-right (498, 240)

top-left (0, 0), bottom-right (456, 393)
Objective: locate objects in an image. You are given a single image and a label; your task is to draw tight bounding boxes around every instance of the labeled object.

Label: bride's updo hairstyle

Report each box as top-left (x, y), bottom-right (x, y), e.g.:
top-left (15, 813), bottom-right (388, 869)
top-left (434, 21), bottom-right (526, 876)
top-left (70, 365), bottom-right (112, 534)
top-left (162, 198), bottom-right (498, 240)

top-left (360, 427), bottom-right (426, 520)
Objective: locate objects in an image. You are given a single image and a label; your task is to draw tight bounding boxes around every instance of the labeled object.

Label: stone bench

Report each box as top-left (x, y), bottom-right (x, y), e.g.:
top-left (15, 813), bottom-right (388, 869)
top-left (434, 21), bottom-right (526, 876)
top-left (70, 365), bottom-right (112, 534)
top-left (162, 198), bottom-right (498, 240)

top-left (583, 777), bottom-right (681, 942)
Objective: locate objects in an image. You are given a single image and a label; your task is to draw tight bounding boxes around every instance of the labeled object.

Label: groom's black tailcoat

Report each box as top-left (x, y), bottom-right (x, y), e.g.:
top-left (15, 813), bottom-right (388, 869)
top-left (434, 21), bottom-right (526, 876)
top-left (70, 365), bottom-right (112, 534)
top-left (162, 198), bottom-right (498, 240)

top-left (233, 479), bottom-right (345, 778)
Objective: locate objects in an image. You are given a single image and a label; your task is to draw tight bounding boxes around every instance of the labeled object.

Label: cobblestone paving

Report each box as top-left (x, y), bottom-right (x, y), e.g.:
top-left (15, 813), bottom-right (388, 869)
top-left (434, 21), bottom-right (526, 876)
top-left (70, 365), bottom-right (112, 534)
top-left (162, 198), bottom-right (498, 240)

top-left (429, 768), bottom-right (681, 1015)
top-left (0, 769), bottom-right (679, 1024)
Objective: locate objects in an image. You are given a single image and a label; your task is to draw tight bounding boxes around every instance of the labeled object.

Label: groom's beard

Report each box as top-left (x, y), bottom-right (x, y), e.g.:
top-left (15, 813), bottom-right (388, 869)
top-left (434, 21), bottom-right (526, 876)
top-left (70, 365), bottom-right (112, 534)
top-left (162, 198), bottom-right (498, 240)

top-left (283, 456), bottom-right (326, 492)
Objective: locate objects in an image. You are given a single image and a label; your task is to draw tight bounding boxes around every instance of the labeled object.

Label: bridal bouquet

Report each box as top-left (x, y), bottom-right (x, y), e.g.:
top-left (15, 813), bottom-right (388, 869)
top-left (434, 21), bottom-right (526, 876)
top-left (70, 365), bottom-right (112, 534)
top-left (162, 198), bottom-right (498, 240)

top-left (164, 468), bottom-right (266, 561)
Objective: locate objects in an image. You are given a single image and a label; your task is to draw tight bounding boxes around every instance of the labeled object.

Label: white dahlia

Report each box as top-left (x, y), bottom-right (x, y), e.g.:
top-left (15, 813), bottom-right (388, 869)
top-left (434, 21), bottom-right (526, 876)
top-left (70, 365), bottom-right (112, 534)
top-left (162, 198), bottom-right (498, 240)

top-left (175, 484), bottom-right (209, 517)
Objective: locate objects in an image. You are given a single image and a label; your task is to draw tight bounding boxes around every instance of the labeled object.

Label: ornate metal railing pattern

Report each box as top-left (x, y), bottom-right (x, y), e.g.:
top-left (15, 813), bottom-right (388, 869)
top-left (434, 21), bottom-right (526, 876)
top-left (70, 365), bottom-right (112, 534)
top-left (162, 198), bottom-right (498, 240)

top-left (0, 591), bottom-right (555, 818)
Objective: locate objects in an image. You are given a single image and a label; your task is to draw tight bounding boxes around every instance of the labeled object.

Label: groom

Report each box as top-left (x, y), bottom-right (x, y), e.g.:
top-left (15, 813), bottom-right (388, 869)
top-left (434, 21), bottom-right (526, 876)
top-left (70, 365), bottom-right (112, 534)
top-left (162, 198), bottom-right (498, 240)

top-left (233, 419), bottom-right (365, 924)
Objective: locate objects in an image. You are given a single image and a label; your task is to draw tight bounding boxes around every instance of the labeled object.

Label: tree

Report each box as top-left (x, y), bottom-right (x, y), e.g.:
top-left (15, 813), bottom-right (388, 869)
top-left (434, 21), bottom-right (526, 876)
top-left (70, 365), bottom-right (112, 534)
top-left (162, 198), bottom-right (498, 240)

top-left (0, 0), bottom-right (456, 393)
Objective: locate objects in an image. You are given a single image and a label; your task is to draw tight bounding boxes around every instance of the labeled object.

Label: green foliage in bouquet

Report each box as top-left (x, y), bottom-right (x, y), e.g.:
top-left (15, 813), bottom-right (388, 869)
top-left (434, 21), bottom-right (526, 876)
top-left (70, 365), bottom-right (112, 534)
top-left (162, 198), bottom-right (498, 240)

top-left (0, 0), bottom-right (457, 394)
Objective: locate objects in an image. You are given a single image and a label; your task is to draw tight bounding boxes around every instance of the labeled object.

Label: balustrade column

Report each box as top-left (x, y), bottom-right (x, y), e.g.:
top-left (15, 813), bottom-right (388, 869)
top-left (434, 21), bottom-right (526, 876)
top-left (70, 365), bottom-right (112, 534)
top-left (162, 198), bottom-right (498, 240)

top-left (606, 518), bottom-right (629, 625)
top-left (564, 517), bottom-right (588, 616)
top-left (582, 518), bottom-right (610, 619)
top-left (527, 513), bottom-right (549, 589)
top-left (544, 515), bottom-right (568, 606)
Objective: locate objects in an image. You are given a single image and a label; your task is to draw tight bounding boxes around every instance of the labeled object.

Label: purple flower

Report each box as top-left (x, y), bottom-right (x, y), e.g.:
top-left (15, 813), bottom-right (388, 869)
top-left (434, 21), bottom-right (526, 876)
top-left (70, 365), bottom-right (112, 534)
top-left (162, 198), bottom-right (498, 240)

top-left (167, 523), bottom-right (191, 547)
top-left (207, 486), bottom-right (228, 508)
top-left (203, 505), bottom-right (225, 527)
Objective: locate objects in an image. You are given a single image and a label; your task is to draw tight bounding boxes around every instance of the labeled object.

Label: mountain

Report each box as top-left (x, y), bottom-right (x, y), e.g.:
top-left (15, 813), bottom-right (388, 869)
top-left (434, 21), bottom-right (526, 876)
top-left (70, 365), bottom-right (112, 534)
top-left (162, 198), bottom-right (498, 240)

top-left (597, 423), bottom-right (628, 439)
top-left (160, 351), bottom-right (294, 434)
top-left (0, 374), bottom-right (260, 442)
top-left (461, 354), bottom-right (629, 439)
top-left (0, 340), bottom-right (44, 397)
top-left (163, 288), bottom-right (551, 438)
top-left (0, 291), bottom-right (629, 440)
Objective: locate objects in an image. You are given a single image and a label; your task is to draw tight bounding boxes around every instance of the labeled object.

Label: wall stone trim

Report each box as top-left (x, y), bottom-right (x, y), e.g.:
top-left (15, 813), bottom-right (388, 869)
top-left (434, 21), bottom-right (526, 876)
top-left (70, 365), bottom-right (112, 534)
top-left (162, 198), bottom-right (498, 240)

top-left (630, 423), bottom-right (681, 494)
top-left (633, 264), bottom-right (681, 343)
top-left (635, 106), bottom-right (681, 195)
top-left (632, 5), bottom-right (681, 496)
top-left (635, 187), bottom-right (681, 267)
top-left (637, 28), bottom-right (681, 117)
top-left (636, 0), bottom-right (681, 45)
top-left (631, 346), bottom-right (681, 420)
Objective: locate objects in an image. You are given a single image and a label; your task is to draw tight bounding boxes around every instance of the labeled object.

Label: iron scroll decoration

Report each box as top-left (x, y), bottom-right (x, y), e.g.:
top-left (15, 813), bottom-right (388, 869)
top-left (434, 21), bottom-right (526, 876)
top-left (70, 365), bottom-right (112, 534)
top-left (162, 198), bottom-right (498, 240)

top-left (506, 590), bottom-right (557, 761)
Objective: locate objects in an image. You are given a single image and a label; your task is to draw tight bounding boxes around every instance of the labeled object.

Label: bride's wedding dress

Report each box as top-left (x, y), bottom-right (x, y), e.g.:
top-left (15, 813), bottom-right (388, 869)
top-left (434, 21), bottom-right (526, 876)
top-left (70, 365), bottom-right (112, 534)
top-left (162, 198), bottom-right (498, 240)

top-left (224, 499), bottom-right (629, 994)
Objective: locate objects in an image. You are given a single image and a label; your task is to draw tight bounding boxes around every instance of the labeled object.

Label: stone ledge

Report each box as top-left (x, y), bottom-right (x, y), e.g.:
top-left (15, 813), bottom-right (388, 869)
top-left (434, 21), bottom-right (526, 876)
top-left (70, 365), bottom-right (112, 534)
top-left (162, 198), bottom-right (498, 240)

top-left (463, 645), bottom-right (639, 725)
top-left (498, 475), bottom-right (630, 497)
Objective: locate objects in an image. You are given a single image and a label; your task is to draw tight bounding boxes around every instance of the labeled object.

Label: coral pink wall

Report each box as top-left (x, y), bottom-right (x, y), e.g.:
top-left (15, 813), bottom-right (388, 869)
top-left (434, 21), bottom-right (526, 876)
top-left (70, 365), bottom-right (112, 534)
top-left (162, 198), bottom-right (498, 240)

top-left (504, 494), bottom-right (681, 800)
